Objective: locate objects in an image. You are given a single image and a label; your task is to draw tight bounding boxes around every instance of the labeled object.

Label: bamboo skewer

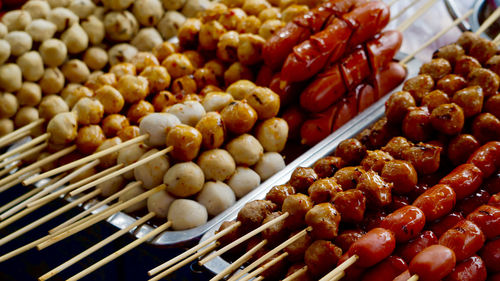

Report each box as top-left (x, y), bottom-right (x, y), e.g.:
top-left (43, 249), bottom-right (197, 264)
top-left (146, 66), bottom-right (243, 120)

top-left (330, 271), bottom-right (346, 281)
top-left (69, 146), bottom-right (172, 196)
top-left (282, 266), bottom-right (308, 281)
top-left (0, 119), bottom-right (44, 148)
top-left (391, 0), bottom-right (421, 21)
top-left (238, 252), bottom-right (289, 281)
top-left (408, 275), bottom-right (419, 281)
top-left (149, 221), bottom-right (242, 276)
top-left (0, 189), bottom-right (100, 248)
top-left (0, 142), bottom-right (48, 170)
top-left (0, 168), bottom-right (40, 194)
top-left (0, 162), bottom-right (20, 178)
top-left (39, 212), bottom-right (156, 281)
top-left (399, 9), bottom-right (474, 65)
top-left (199, 212), bottom-right (289, 266)
top-left (24, 134), bottom-right (149, 185)
top-left (396, 0), bottom-right (439, 32)
top-left (209, 240), bottom-right (268, 281)
top-left (319, 255), bottom-right (359, 281)
top-left (0, 133), bottom-right (49, 163)
top-left (37, 184), bottom-right (166, 250)
top-left (149, 242), bottom-right (220, 281)
top-left (66, 219), bottom-right (172, 281)
top-left (0, 160), bottom-right (99, 220)
top-left (475, 7), bottom-right (500, 35)
top-left (493, 33), bottom-right (500, 44)
top-left (49, 180), bottom-right (140, 234)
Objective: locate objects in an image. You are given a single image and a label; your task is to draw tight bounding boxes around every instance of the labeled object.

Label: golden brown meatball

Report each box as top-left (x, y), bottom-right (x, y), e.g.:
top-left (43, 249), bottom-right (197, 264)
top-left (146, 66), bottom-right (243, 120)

top-left (236, 15), bottom-right (261, 34)
top-left (205, 59), bottom-right (226, 80)
top-left (384, 91), bottom-right (416, 125)
top-left (381, 136), bottom-right (413, 159)
top-left (96, 137), bottom-right (122, 168)
top-left (380, 160), bottom-right (418, 194)
top-left (356, 170), bottom-right (393, 207)
top-left (166, 124), bottom-right (202, 162)
top-left (110, 62), bottom-right (136, 80)
top-left (152, 91), bottom-right (177, 112)
top-left (305, 203), bottom-right (341, 240)
top-left (237, 33), bottom-right (265, 65)
top-left (311, 156), bottom-right (345, 179)
top-left (171, 75), bottom-right (197, 98)
top-left (195, 111), bottom-right (226, 150)
top-left (360, 150), bottom-right (394, 173)
top-left (284, 230), bottom-right (312, 262)
top-left (177, 18), bottom-right (202, 49)
top-left (430, 103), bottom-right (464, 135)
top-left (433, 44), bottom-right (465, 66)
top-left (454, 55), bottom-right (481, 78)
top-left (421, 90), bottom-right (450, 112)
top-left (85, 72), bottom-right (117, 91)
top-left (469, 37), bottom-right (497, 64)
top-left (217, 31), bottom-right (239, 62)
top-left (152, 42), bottom-right (177, 62)
top-left (289, 167), bottom-right (318, 193)
top-left (95, 85), bottom-right (125, 114)
top-left (161, 53), bottom-right (194, 79)
top-left (262, 211), bottom-right (287, 246)
top-left (471, 112), bottom-right (500, 143)
top-left (436, 74), bottom-right (466, 95)
top-left (218, 8), bottom-right (247, 30)
top-left (117, 125), bottom-right (140, 141)
top-left (308, 178), bottom-right (342, 204)
top-left (139, 65), bottom-right (171, 92)
top-left (485, 94), bottom-right (500, 119)
top-left (333, 166), bottom-right (365, 190)
top-left (402, 142), bottom-right (442, 175)
top-left (335, 138), bottom-right (366, 165)
top-left (451, 86), bottom-right (484, 118)
top-left (14, 107), bottom-right (39, 128)
top-left (332, 189), bottom-right (366, 223)
top-left (102, 114), bottom-right (130, 137)
top-left (127, 100), bottom-right (154, 124)
top-left (447, 134), bottom-right (480, 166)
top-left (224, 62), bottom-right (254, 86)
top-left (419, 58), bottom-right (451, 81)
top-left (220, 100), bottom-right (258, 134)
top-left (116, 74), bottom-right (149, 104)
top-left (265, 184), bottom-right (295, 208)
top-left (130, 52), bottom-right (160, 73)
top-left (245, 86), bottom-right (280, 119)
top-left (76, 125), bottom-right (106, 154)
top-left (259, 19), bottom-right (284, 40)
top-left (467, 67), bottom-right (499, 98)
top-left (193, 68), bottom-right (218, 90)
top-left (304, 240), bottom-right (342, 277)
top-left (72, 98), bottom-right (104, 125)
top-left (199, 20), bottom-right (226, 51)
top-left (236, 200), bottom-right (277, 231)
top-left (282, 193), bottom-right (313, 230)
top-left (402, 74), bottom-right (434, 102)
top-left (402, 107), bottom-right (433, 142)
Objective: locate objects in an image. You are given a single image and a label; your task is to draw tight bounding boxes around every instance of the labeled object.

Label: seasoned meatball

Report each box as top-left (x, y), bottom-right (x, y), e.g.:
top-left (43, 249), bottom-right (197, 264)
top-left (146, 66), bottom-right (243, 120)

top-left (72, 98), bottom-right (104, 125)
top-left (227, 166), bottom-right (261, 197)
top-left (76, 125), bottom-right (106, 154)
top-left (308, 178), bottom-right (342, 204)
top-left (0, 93), bottom-right (18, 119)
top-left (419, 58), bottom-right (451, 81)
top-left (202, 92), bottom-right (233, 112)
top-left (421, 90), bottom-right (450, 112)
top-left (218, 8), bottom-right (246, 30)
top-left (139, 65), bottom-right (171, 93)
top-left (402, 74), bottom-right (434, 102)
top-left (334, 166), bottom-right (365, 190)
top-left (254, 151), bottom-right (286, 180)
top-left (193, 68), bottom-right (219, 90)
top-left (217, 31), bottom-right (239, 62)
top-left (259, 19), bottom-right (284, 40)
top-left (382, 136), bottom-right (413, 159)
top-left (332, 189), bottom-right (366, 223)
top-left (433, 44), bottom-right (465, 66)
top-left (127, 100), bottom-right (154, 124)
top-left (451, 86), bottom-right (484, 118)
top-left (467, 68), bottom-right (499, 98)
top-left (166, 124), bottom-right (202, 162)
top-left (117, 125), bottom-right (140, 141)
top-left (220, 100), bottom-right (258, 134)
top-left (226, 134), bottom-right (263, 166)
top-left (197, 149), bottom-right (236, 181)
top-left (164, 162), bottom-right (204, 197)
top-left (356, 170), bottom-right (393, 207)
top-left (284, 229), bottom-right (312, 262)
top-left (360, 150), bottom-right (394, 173)
top-left (199, 20), bottom-right (226, 51)
top-left (385, 91), bottom-right (417, 125)
top-left (47, 112), bottom-right (78, 145)
top-left (14, 107), bottom-right (38, 128)
top-left (166, 100), bottom-right (206, 127)
top-left (485, 94), bottom-right (500, 119)
top-left (237, 200), bottom-right (277, 231)
top-left (152, 91), bottom-right (177, 112)
top-left (170, 75), bottom-right (197, 98)
top-left (454, 55), bottom-right (481, 78)
top-left (116, 74), bottom-right (149, 104)
top-left (224, 62), bottom-right (254, 86)
top-left (139, 112), bottom-right (180, 147)
top-left (117, 143), bottom-right (147, 179)
top-left (436, 74), bottom-right (466, 95)
top-left (237, 33), bottom-right (265, 65)
top-left (147, 190), bottom-right (175, 219)
top-left (447, 134), bottom-right (480, 166)
top-left (471, 113), bottom-right (500, 143)
top-left (262, 211), bottom-right (287, 246)
top-left (216, 220), bottom-right (241, 248)
top-left (95, 85), bottom-right (125, 114)
top-left (162, 53), bottom-right (194, 79)
top-left (282, 193), bottom-right (313, 230)
top-left (226, 79), bottom-right (256, 100)
top-left (402, 107), bottom-right (433, 142)
top-left (469, 37), bottom-right (497, 64)
top-left (195, 112), bottom-right (226, 150)
top-left (289, 167), bottom-right (318, 193)
top-left (255, 117), bottom-right (288, 152)
top-left (168, 199), bottom-right (207, 230)
top-left (304, 240), bottom-right (342, 277)
top-left (486, 55), bottom-right (500, 76)
top-left (38, 95), bottom-right (69, 121)
top-left (197, 181), bottom-right (235, 216)
top-left (246, 86), bottom-right (280, 120)
top-left (305, 203), bottom-right (340, 240)
top-left (402, 142), bottom-right (442, 175)
top-left (266, 184), bottom-right (295, 208)
top-left (102, 114), bottom-right (130, 137)
top-left (456, 31), bottom-right (479, 53)
top-left (334, 229), bottom-right (366, 253)
top-left (312, 156), bottom-right (345, 178)
top-left (381, 160), bottom-right (418, 194)
top-left (430, 103), bottom-right (464, 135)
top-left (178, 18), bottom-right (202, 49)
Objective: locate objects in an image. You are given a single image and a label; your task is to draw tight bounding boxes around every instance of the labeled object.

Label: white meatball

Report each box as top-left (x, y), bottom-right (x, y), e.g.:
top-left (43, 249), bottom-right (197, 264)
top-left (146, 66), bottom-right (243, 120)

top-left (161, 0), bottom-right (186, 10)
top-left (197, 181), bottom-right (235, 216)
top-left (147, 190), bottom-right (175, 219)
top-left (226, 134), bottom-right (263, 166)
top-left (0, 39), bottom-right (11, 65)
top-left (117, 143), bottom-right (148, 179)
top-left (81, 15), bottom-right (105, 45)
top-left (17, 51), bottom-right (44, 82)
top-left (227, 166), bottom-right (260, 198)
top-left (157, 11), bottom-right (186, 40)
top-left (131, 28), bottom-right (163, 52)
top-left (97, 175), bottom-right (125, 197)
top-left (197, 149), bottom-right (235, 181)
top-left (254, 152), bottom-right (285, 181)
top-left (134, 149), bottom-right (170, 189)
top-left (168, 199), bottom-right (207, 230)
top-left (2, 10), bottom-right (31, 31)
top-left (119, 182), bottom-right (147, 213)
top-left (25, 19), bottom-right (57, 42)
top-left (39, 39), bottom-right (67, 67)
top-left (61, 23), bottom-right (89, 54)
top-left (47, 112), bottom-right (78, 145)
top-left (139, 113), bottom-right (180, 147)
top-left (256, 117), bottom-right (288, 152)
top-left (102, 0), bottom-right (135, 10)
top-left (0, 93), bottom-right (19, 119)
top-left (202, 92), bottom-right (234, 112)
top-left (47, 8), bottom-right (79, 32)
top-left (68, 0), bottom-right (96, 19)
top-left (0, 23), bottom-right (6, 38)
top-left (5, 31), bottom-right (32, 56)
top-left (166, 100), bottom-right (206, 127)
top-left (22, 1), bottom-right (51, 19)
top-left (132, 0), bottom-right (164, 27)
top-left (108, 43), bottom-right (138, 65)
top-left (163, 162), bottom-right (204, 197)
top-left (182, 0), bottom-right (211, 18)
top-left (0, 64), bottom-right (23, 92)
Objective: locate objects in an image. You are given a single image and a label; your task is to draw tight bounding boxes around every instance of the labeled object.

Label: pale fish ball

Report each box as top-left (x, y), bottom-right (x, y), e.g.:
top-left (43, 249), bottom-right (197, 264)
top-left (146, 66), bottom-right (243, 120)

top-left (254, 152), bottom-right (285, 181)
top-left (163, 162), bottom-right (204, 197)
top-left (81, 16), bottom-right (105, 45)
top-left (96, 137), bottom-right (122, 168)
top-left (182, 0), bottom-right (211, 18)
top-left (168, 199), bottom-right (207, 230)
top-left (202, 92), bottom-right (233, 112)
top-left (131, 28), bottom-right (163, 52)
top-left (38, 95), bottom-right (69, 120)
top-left (197, 181), bottom-right (235, 216)
top-left (47, 0), bottom-right (71, 8)
top-left (119, 182), bottom-right (147, 213)
top-left (61, 23), bottom-right (89, 54)
top-left (226, 80), bottom-right (256, 100)
top-left (5, 31), bottom-right (32, 56)
top-left (256, 117), bottom-right (288, 153)
top-left (72, 97), bottom-right (104, 125)
top-left (0, 39), bottom-right (11, 65)
top-left (161, 0), bottom-right (186, 10)
top-left (17, 82), bottom-right (41, 107)
top-left (0, 93), bottom-right (19, 119)
top-left (104, 11), bottom-right (139, 42)
top-left (226, 134), bottom-right (263, 166)
top-left (15, 107), bottom-right (39, 128)
top-left (48, 8), bottom-right (79, 32)
top-left (97, 175), bottom-right (125, 197)
top-left (166, 100), bottom-right (206, 127)
top-left (197, 149), bottom-right (235, 181)
top-left (47, 112), bottom-right (78, 145)
top-left (117, 143), bottom-right (148, 179)
top-left (2, 10), bottom-right (31, 31)
top-left (147, 190), bottom-right (175, 219)
top-left (39, 39), bottom-right (67, 67)
top-left (134, 149), bottom-right (170, 189)
top-left (68, 0), bottom-right (96, 19)
top-left (108, 43), bottom-right (138, 66)
top-left (157, 11), bottom-right (186, 40)
top-left (227, 166), bottom-right (260, 198)
top-left (62, 59), bottom-right (90, 83)
top-left (83, 47), bottom-right (108, 71)
top-left (0, 23), bottom-right (6, 38)
top-left (26, 19), bottom-right (57, 42)
top-left (39, 68), bottom-right (65, 95)
top-left (0, 64), bottom-right (22, 92)
top-left (22, 1), bottom-right (51, 19)
top-left (92, 7), bottom-right (107, 20)
top-left (132, 0), bottom-right (164, 27)
top-left (17, 51), bottom-right (45, 82)
top-left (102, 0), bottom-right (135, 11)
top-left (0, 119), bottom-right (14, 136)
top-left (139, 113), bottom-right (180, 147)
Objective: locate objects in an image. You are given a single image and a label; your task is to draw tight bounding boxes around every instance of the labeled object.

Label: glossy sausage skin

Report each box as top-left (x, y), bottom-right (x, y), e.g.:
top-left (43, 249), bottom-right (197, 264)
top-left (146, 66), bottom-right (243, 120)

top-left (409, 245), bottom-right (456, 281)
top-left (340, 47), bottom-right (371, 90)
top-left (396, 231), bottom-right (438, 264)
top-left (347, 227), bottom-right (396, 267)
top-left (466, 205), bottom-right (500, 239)
top-left (467, 141), bottom-right (500, 178)
top-left (439, 164), bottom-right (483, 200)
top-left (490, 192), bottom-right (500, 208)
top-left (443, 255), bottom-right (487, 281)
top-left (361, 256), bottom-right (407, 281)
top-left (300, 64), bottom-right (347, 113)
top-left (413, 184), bottom-right (456, 222)
top-left (332, 91), bottom-right (359, 131)
top-left (335, 229), bottom-right (365, 253)
top-left (300, 103), bottom-right (339, 146)
top-left (456, 189), bottom-right (492, 216)
top-left (366, 30), bottom-right (403, 73)
top-left (427, 212), bottom-right (464, 238)
top-left (380, 206), bottom-right (426, 243)
top-left (342, 1), bottom-right (390, 47)
top-left (282, 106), bottom-right (306, 140)
top-left (438, 220), bottom-right (486, 262)
top-left (480, 238), bottom-right (500, 273)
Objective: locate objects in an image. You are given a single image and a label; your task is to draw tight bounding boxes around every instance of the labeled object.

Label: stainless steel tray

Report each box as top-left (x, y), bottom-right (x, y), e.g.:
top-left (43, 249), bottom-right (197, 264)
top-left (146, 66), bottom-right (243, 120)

top-left (199, 56), bottom-right (422, 276)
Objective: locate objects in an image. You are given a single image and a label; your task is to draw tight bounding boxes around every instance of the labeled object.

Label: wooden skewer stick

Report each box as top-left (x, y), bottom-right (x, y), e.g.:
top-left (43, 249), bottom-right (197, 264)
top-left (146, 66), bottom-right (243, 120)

top-left (399, 8), bottom-right (474, 65)
top-left (209, 239), bottom-right (268, 281)
top-left (0, 160), bottom-right (99, 220)
top-left (48, 180), bottom-right (139, 234)
top-left (66, 219), bottom-right (172, 281)
top-left (282, 266), bottom-right (308, 281)
top-left (238, 252), bottom-right (289, 281)
top-left (407, 275), bottom-right (419, 281)
top-left (396, 0), bottom-right (439, 32)
top-left (0, 189), bottom-right (100, 248)
top-left (69, 146), bottom-right (172, 196)
top-left (199, 212), bottom-right (289, 266)
top-left (149, 221), bottom-right (242, 276)
top-left (228, 227), bottom-right (312, 281)
top-left (0, 142), bottom-right (48, 170)
top-left (37, 184), bottom-right (166, 250)
top-left (0, 131), bottom-right (31, 150)
top-left (0, 119), bottom-right (44, 148)
top-left (38, 212), bottom-right (156, 281)
top-left (319, 255), bottom-right (359, 281)
top-left (390, 0), bottom-right (421, 21)
top-left (493, 33), bottom-right (500, 45)
top-left (149, 242), bottom-right (220, 281)
top-left (0, 168), bottom-right (41, 194)
top-left (0, 162), bottom-right (20, 178)
top-left (0, 145), bottom-right (76, 188)
top-left (24, 134), bottom-right (149, 185)
top-left (0, 133), bottom-right (49, 163)
top-left (475, 7), bottom-right (500, 35)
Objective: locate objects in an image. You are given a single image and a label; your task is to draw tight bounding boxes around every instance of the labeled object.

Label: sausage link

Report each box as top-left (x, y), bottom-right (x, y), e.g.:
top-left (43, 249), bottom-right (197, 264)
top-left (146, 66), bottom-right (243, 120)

top-left (409, 244), bottom-right (456, 281)
top-left (427, 212), bottom-right (464, 238)
top-left (467, 141), bottom-right (500, 178)
top-left (439, 164), bottom-right (483, 200)
top-left (413, 184), bottom-right (456, 222)
top-left (438, 220), bottom-right (485, 262)
top-left (380, 205), bottom-right (426, 243)
top-left (444, 255), bottom-right (487, 281)
top-left (396, 230), bottom-right (438, 264)
top-left (466, 204), bottom-right (500, 239)
top-left (347, 227), bottom-right (396, 267)
top-left (360, 256), bottom-right (407, 281)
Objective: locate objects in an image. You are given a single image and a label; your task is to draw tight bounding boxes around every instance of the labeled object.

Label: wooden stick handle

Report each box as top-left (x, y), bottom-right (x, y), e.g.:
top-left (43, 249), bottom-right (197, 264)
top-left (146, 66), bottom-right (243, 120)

top-left (396, 0), bottom-right (439, 32)
top-left (330, 271), bottom-right (345, 281)
top-left (475, 7), bottom-right (500, 35)
top-left (282, 266), bottom-right (308, 281)
top-left (391, 0), bottom-right (421, 22)
top-left (0, 119), bottom-right (44, 148)
top-left (0, 133), bottom-right (49, 162)
top-left (24, 134), bottom-right (149, 185)
top-left (0, 142), bottom-right (48, 170)
top-left (0, 168), bottom-right (40, 194)
top-left (238, 252), bottom-right (288, 281)
top-left (408, 275), bottom-right (419, 281)
top-left (319, 255), bottom-right (359, 281)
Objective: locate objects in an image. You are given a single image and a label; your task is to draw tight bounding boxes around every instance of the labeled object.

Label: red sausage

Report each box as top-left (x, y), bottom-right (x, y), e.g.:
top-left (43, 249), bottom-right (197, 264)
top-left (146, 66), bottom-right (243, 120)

top-left (372, 61), bottom-right (407, 99)
top-left (361, 256), bottom-right (408, 281)
top-left (439, 164), bottom-right (484, 200)
top-left (409, 245), bottom-right (456, 281)
top-left (396, 231), bottom-right (438, 264)
top-left (332, 91), bottom-right (359, 131)
top-left (467, 141), bottom-right (500, 178)
top-left (300, 64), bottom-right (347, 112)
top-left (347, 227), bottom-right (396, 267)
top-left (466, 204), bottom-right (500, 239)
top-left (334, 229), bottom-right (366, 253)
top-left (413, 184), bottom-right (456, 222)
top-left (393, 270), bottom-right (411, 281)
top-left (282, 106), bottom-right (306, 140)
top-left (357, 84), bottom-right (377, 112)
top-left (300, 104), bottom-right (338, 146)
top-left (484, 171), bottom-right (500, 194)
top-left (366, 30), bottom-right (403, 72)
top-left (439, 220), bottom-right (486, 262)
top-left (456, 189), bottom-right (491, 216)
top-left (269, 73), bottom-right (305, 107)
top-left (489, 192), bottom-right (500, 207)
top-left (480, 238), bottom-right (500, 273)
top-left (427, 212), bottom-right (464, 238)
top-left (444, 255), bottom-right (487, 281)
top-left (337, 253), bottom-right (366, 281)
top-left (340, 47), bottom-right (371, 90)
top-left (255, 65), bottom-right (274, 87)
top-left (341, 1), bottom-right (390, 47)
top-left (380, 206), bottom-right (426, 243)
